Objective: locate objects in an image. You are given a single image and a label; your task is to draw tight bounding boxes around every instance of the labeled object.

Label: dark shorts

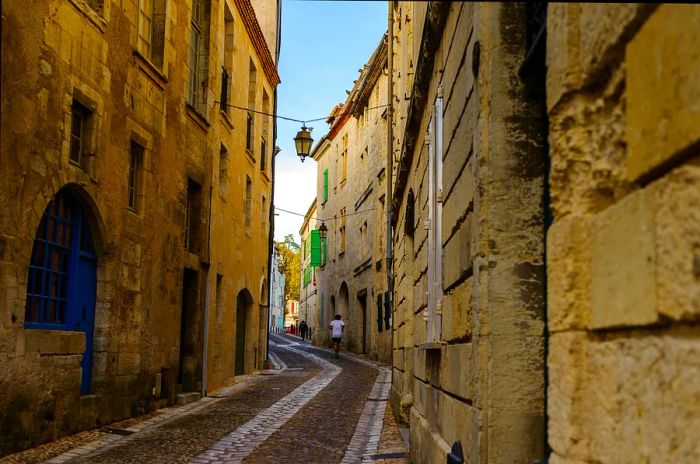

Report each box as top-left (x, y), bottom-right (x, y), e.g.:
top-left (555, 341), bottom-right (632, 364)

top-left (332, 337), bottom-right (342, 343)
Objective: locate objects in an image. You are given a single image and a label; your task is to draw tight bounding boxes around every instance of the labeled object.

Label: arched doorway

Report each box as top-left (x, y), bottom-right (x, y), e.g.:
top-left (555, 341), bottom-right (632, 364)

top-left (24, 189), bottom-right (97, 395)
top-left (235, 289), bottom-right (253, 375)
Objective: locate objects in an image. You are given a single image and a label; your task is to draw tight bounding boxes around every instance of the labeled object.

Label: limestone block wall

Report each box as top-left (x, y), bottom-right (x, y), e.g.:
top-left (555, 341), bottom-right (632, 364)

top-left (312, 41), bottom-right (391, 363)
top-left (546, 4), bottom-right (700, 463)
top-left (391, 3), bottom-right (547, 463)
top-left (0, 0), bottom-right (276, 454)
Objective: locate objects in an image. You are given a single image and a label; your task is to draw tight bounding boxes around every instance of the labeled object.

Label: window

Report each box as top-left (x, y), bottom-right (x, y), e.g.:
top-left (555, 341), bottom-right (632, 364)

top-left (188, 0), bottom-right (210, 112)
top-left (25, 191), bottom-right (96, 328)
top-left (185, 179), bottom-right (203, 252)
top-left (86, 0), bottom-right (104, 14)
top-left (341, 134), bottom-right (348, 183)
top-left (261, 195), bottom-right (267, 229)
top-left (222, 6), bottom-right (234, 114)
top-left (220, 67), bottom-right (229, 113)
top-left (246, 113), bottom-right (254, 152)
top-left (215, 274), bottom-right (223, 322)
top-left (128, 141), bottom-right (144, 211)
top-left (245, 176), bottom-right (252, 228)
top-left (246, 60), bottom-right (257, 154)
top-left (137, 0), bottom-right (154, 59)
top-left (323, 169), bottom-right (329, 203)
top-left (339, 208), bottom-right (346, 255)
top-left (219, 145), bottom-right (228, 198)
top-left (260, 138), bottom-right (267, 171)
top-left (70, 101), bottom-right (93, 167)
top-left (310, 229), bottom-right (321, 267)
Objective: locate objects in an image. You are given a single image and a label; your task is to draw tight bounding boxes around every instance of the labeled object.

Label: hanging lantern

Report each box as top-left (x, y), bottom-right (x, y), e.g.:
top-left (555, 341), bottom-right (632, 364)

top-left (294, 124), bottom-right (313, 162)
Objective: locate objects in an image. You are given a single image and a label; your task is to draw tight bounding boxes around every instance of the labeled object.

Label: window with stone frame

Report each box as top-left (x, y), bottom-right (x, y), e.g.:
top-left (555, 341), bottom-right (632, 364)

top-left (339, 208), bottom-right (346, 255)
top-left (341, 134), bottom-right (348, 183)
top-left (246, 60), bottom-right (258, 155)
top-left (187, 0), bottom-right (210, 113)
top-left (245, 176), bottom-right (252, 228)
top-left (261, 90), bottom-right (270, 172)
top-left (221, 4), bottom-right (235, 115)
top-left (69, 100), bottom-right (95, 171)
top-left (219, 144), bottom-right (228, 198)
top-left (136, 0), bottom-right (166, 68)
top-left (128, 141), bottom-right (144, 212)
top-left (185, 179), bottom-right (203, 253)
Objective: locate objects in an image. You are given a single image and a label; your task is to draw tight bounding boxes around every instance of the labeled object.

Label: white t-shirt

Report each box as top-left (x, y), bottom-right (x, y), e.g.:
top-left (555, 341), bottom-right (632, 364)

top-left (330, 319), bottom-right (345, 338)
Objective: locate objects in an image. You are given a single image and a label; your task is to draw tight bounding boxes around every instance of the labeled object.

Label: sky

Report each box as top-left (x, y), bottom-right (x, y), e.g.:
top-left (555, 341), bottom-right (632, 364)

top-left (273, 0), bottom-right (388, 244)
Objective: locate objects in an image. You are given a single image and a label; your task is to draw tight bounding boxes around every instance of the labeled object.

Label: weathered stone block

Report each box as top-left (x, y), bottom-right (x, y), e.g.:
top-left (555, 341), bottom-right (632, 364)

top-left (437, 392), bottom-right (474, 456)
top-left (547, 332), bottom-right (590, 461)
top-left (438, 342), bottom-right (472, 400)
top-left (547, 215), bottom-right (592, 332)
top-left (24, 330), bottom-right (86, 355)
top-left (488, 334), bottom-right (545, 410)
top-left (651, 165), bottom-right (700, 320)
top-left (591, 189), bottom-right (657, 328)
top-left (117, 352), bottom-right (140, 375)
top-left (546, 3), bottom-right (582, 111)
top-left (626, 5), bottom-right (700, 181)
top-left (442, 213), bottom-right (473, 291)
top-left (441, 277), bottom-right (472, 342)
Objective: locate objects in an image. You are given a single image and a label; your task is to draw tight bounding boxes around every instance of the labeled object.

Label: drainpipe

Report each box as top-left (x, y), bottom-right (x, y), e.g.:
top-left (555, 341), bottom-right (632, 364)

top-left (386, 0), bottom-right (394, 341)
top-left (202, 185), bottom-right (213, 397)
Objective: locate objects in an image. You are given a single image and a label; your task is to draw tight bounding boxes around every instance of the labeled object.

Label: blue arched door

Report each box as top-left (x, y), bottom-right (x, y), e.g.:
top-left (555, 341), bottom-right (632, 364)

top-left (25, 190), bottom-right (97, 395)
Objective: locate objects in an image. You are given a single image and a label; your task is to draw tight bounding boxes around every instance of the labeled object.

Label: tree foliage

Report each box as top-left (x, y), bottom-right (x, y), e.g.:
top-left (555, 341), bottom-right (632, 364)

top-left (276, 239), bottom-right (300, 308)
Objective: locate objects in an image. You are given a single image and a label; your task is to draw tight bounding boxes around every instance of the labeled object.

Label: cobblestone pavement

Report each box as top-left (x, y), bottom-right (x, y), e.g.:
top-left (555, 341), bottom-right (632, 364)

top-left (1, 334), bottom-right (408, 464)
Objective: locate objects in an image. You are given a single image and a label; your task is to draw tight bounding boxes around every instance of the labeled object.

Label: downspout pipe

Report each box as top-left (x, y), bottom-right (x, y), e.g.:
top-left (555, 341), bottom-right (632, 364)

top-left (386, 0), bottom-right (394, 333)
top-left (202, 185), bottom-right (213, 397)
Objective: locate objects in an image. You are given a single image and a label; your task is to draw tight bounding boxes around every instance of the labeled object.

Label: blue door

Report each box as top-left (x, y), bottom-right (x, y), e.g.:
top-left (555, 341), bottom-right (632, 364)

top-left (25, 191), bottom-right (97, 395)
top-left (75, 246), bottom-right (96, 395)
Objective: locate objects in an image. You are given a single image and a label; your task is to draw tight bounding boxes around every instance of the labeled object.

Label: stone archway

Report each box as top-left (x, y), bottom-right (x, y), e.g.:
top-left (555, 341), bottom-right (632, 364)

top-left (24, 186), bottom-right (105, 395)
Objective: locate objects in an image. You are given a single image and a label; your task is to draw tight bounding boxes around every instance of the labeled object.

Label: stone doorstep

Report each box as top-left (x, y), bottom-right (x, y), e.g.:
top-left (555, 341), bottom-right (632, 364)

top-left (176, 391), bottom-right (202, 405)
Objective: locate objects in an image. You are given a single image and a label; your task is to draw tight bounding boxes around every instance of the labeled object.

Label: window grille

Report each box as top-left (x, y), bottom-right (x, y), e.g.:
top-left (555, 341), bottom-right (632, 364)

top-left (137, 0), bottom-right (155, 59)
top-left (25, 192), bottom-right (95, 328)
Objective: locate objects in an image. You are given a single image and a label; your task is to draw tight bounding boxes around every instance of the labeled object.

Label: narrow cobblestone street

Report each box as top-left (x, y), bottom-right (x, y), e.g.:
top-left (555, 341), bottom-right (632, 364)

top-left (0, 334), bottom-right (407, 464)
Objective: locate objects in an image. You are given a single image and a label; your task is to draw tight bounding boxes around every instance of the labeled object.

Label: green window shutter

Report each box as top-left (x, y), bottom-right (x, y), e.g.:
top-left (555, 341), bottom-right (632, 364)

top-left (310, 229), bottom-right (321, 266)
top-left (323, 169), bottom-right (329, 202)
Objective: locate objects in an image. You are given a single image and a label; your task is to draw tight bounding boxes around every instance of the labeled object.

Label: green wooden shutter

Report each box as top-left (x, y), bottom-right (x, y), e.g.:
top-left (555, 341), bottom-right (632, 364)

top-left (310, 229), bottom-right (321, 266)
top-left (323, 169), bottom-right (329, 202)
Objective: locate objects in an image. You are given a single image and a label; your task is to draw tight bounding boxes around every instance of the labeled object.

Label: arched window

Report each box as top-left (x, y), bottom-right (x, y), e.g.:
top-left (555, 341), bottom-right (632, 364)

top-left (25, 190), bottom-right (97, 393)
top-left (25, 191), bottom-right (96, 328)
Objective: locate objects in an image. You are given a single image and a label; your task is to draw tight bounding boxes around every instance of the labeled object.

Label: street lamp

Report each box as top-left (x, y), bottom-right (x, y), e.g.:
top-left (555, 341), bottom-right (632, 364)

top-left (294, 124), bottom-right (313, 162)
top-left (318, 222), bottom-right (328, 240)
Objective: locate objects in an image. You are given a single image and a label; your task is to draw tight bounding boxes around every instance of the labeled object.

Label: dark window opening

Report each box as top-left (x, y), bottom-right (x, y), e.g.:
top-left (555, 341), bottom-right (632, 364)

top-left (185, 179), bottom-right (203, 253)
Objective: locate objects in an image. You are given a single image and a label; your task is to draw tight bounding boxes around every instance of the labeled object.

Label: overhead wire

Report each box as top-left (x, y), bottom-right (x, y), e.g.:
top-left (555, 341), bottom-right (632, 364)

top-left (274, 205), bottom-right (374, 223)
top-left (213, 101), bottom-right (390, 126)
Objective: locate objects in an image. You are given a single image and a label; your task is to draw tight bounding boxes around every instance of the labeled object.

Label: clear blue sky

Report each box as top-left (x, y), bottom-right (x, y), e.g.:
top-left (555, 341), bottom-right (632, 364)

top-left (273, 0), bottom-right (388, 243)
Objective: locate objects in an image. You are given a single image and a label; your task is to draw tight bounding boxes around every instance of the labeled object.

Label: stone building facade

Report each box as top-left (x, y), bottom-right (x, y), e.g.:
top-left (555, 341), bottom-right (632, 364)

top-left (389, 2), bottom-right (699, 463)
top-left (0, 0), bottom-right (279, 454)
top-left (299, 199), bottom-right (319, 338)
top-left (389, 2), bottom-right (548, 463)
top-left (309, 35), bottom-right (392, 362)
top-left (545, 4), bottom-right (700, 463)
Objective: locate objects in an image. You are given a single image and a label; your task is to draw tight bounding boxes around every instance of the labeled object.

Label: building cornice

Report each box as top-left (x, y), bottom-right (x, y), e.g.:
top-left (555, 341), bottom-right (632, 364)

top-left (391, 2), bottom-right (450, 223)
top-left (235, 0), bottom-right (281, 87)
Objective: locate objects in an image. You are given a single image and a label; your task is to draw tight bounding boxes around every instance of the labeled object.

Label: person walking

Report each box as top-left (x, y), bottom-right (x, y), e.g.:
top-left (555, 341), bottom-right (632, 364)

top-left (299, 320), bottom-right (308, 341)
top-left (329, 314), bottom-right (345, 359)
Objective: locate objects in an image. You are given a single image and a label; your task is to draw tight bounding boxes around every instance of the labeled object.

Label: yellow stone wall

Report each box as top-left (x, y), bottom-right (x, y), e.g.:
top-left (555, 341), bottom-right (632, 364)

top-left (0, 0), bottom-right (275, 454)
top-left (546, 4), bottom-right (700, 463)
top-left (311, 37), bottom-right (391, 362)
top-left (391, 3), bottom-right (547, 463)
